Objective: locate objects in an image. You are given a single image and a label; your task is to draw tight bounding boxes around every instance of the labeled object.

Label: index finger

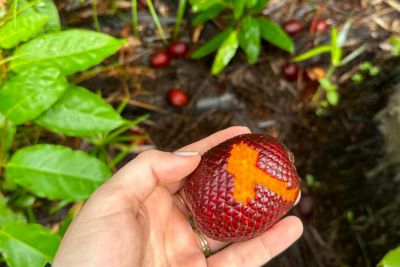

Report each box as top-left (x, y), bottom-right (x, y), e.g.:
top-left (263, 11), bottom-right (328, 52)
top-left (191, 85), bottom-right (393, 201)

top-left (176, 126), bottom-right (251, 155)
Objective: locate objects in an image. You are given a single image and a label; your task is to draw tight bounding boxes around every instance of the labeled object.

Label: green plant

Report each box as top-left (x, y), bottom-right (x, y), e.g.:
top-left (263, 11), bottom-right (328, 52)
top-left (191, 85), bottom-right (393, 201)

top-left (377, 245), bottom-right (400, 267)
top-left (189, 0), bottom-right (294, 74)
top-left (0, 1), bottom-right (146, 266)
top-left (293, 20), bottom-right (366, 113)
top-left (389, 35), bottom-right (400, 57)
top-left (351, 61), bottom-right (380, 85)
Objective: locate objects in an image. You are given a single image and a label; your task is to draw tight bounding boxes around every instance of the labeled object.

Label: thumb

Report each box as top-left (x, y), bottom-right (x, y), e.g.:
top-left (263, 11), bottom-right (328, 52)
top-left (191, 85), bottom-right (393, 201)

top-left (102, 149), bottom-right (200, 204)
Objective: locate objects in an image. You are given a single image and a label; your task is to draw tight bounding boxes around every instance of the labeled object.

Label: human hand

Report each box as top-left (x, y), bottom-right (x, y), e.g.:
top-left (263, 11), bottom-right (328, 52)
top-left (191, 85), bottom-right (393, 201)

top-left (53, 126), bottom-right (303, 267)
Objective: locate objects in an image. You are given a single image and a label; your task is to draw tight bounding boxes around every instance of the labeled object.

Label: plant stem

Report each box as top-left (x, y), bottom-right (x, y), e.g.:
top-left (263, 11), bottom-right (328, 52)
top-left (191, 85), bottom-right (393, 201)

top-left (146, 0), bottom-right (167, 44)
top-left (131, 0), bottom-right (139, 36)
top-left (173, 0), bottom-right (187, 39)
top-left (92, 0), bottom-right (101, 31)
top-left (0, 118), bottom-right (8, 177)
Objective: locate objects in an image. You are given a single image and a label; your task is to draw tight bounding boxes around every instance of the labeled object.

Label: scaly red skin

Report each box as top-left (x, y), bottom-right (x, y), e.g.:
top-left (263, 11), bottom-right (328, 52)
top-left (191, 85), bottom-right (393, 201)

top-left (184, 134), bottom-right (301, 242)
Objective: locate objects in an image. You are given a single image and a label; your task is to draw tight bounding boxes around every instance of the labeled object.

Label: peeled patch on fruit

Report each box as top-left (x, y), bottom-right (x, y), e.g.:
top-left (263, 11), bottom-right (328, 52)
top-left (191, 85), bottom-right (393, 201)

top-left (184, 134), bottom-right (300, 242)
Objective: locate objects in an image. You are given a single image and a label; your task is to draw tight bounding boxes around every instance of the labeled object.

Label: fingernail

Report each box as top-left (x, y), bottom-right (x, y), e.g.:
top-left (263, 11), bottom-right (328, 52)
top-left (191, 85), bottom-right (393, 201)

top-left (294, 191), bottom-right (301, 206)
top-left (173, 151), bottom-right (199, 156)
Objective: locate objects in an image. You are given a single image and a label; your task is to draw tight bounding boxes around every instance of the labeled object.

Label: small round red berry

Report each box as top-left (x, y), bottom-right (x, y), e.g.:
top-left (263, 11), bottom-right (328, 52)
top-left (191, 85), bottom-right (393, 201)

top-left (281, 62), bottom-right (300, 81)
top-left (316, 20), bottom-right (329, 33)
top-left (167, 40), bottom-right (189, 58)
top-left (167, 88), bottom-right (189, 107)
top-left (150, 51), bottom-right (170, 68)
top-left (283, 19), bottom-right (304, 36)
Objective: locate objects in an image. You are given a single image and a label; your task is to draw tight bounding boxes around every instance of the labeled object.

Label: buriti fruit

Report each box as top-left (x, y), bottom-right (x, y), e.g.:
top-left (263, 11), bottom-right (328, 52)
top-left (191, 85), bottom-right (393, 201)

top-left (184, 134), bottom-right (300, 242)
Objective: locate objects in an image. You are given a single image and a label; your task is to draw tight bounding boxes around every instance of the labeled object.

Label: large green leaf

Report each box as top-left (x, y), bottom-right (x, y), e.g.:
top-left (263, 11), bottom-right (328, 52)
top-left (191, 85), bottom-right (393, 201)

top-left (0, 112), bottom-right (16, 154)
top-left (239, 16), bottom-right (260, 64)
top-left (191, 4), bottom-right (224, 26)
top-left (191, 28), bottom-right (232, 59)
top-left (257, 17), bottom-right (294, 53)
top-left (33, 0), bottom-right (61, 32)
top-left (0, 199), bottom-right (26, 225)
top-left (0, 222), bottom-right (60, 267)
top-left (378, 246), bottom-right (400, 267)
top-left (10, 29), bottom-right (126, 75)
top-left (35, 85), bottom-right (125, 136)
top-left (0, 12), bottom-right (49, 49)
top-left (211, 30), bottom-right (239, 75)
top-left (0, 67), bottom-right (68, 125)
top-left (6, 144), bottom-right (111, 201)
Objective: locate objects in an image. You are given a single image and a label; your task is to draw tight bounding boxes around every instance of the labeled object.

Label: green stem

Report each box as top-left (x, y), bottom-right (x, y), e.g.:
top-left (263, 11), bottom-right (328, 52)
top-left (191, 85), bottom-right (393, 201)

top-left (0, 118), bottom-right (9, 177)
top-left (146, 0), bottom-right (167, 43)
top-left (325, 65), bottom-right (336, 80)
top-left (131, 0), bottom-right (139, 36)
top-left (116, 98), bottom-right (129, 114)
top-left (92, 0), bottom-right (101, 31)
top-left (111, 148), bottom-right (130, 167)
top-left (173, 0), bottom-right (187, 39)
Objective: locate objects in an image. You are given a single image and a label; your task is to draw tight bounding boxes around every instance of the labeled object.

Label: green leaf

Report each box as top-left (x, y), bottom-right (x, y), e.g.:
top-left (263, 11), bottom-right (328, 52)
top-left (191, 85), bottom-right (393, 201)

top-left (0, 222), bottom-right (60, 267)
top-left (0, 67), bottom-right (68, 125)
top-left (337, 19), bottom-right (352, 48)
top-left (331, 27), bottom-right (341, 66)
top-left (191, 4), bottom-right (224, 26)
top-left (6, 144), bottom-right (111, 201)
top-left (190, 0), bottom-right (224, 13)
top-left (233, 0), bottom-right (246, 20)
top-left (33, 0), bottom-right (61, 32)
top-left (339, 44), bottom-right (367, 66)
top-left (191, 28), bottom-right (232, 59)
top-left (248, 0), bottom-right (269, 13)
top-left (0, 199), bottom-right (26, 225)
top-left (0, 113), bottom-right (16, 154)
top-left (389, 35), bottom-right (400, 56)
top-left (257, 17), bottom-right (294, 53)
top-left (320, 78), bottom-right (339, 106)
top-left (378, 245), bottom-right (400, 267)
top-left (211, 30), bottom-right (239, 75)
top-left (0, 12), bottom-right (49, 49)
top-left (246, 0), bottom-right (258, 9)
top-left (293, 45), bottom-right (331, 62)
top-left (35, 85), bottom-right (125, 136)
top-left (326, 90), bottom-right (339, 106)
top-left (239, 17), bottom-right (260, 64)
top-left (10, 29), bottom-right (126, 76)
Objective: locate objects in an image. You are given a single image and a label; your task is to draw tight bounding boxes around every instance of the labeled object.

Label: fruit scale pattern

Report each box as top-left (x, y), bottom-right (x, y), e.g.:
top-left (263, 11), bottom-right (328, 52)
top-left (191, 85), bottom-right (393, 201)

top-left (184, 134), bottom-right (300, 242)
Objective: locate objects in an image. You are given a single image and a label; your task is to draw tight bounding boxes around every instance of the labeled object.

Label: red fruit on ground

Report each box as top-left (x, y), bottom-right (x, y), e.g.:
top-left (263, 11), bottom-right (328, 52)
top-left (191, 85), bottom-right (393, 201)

top-left (281, 62), bottom-right (300, 81)
top-left (184, 134), bottom-right (301, 242)
top-left (167, 40), bottom-right (189, 57)
top-left (167, 88), bottom-right (189, 107)
top-left (283, 19), bottom-right (304, 36)
top-left (150, 51), bottom-right (170, 68)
